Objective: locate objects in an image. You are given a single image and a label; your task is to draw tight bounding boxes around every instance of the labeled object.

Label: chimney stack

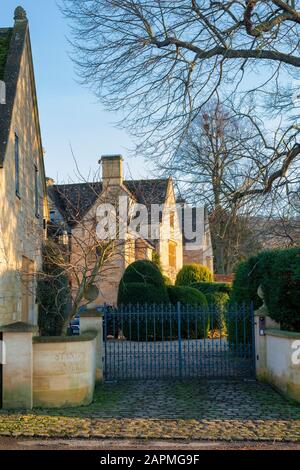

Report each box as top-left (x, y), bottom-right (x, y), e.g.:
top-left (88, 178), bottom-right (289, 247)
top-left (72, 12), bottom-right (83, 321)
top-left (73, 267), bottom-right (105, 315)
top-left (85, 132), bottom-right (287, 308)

top-left (100, 155), bottom-right (124, 187)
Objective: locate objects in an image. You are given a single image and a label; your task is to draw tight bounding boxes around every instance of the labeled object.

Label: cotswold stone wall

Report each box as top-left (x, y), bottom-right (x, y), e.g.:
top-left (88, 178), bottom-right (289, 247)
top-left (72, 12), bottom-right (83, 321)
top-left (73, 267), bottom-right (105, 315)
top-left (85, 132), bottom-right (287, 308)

top-left (2, 317), bottom-right (101, 410)
top-left (264, 331), bottom-right (300, 403)
top-left (255, 315), bottom-right (300, 403)
top-left (32, 334), bottom-right (97, 408)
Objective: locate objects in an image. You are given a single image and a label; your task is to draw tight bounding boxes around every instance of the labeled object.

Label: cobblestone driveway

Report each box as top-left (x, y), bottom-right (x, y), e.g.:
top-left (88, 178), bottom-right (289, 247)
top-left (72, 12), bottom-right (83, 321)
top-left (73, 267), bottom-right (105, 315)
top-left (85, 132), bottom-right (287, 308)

top-left (1, 380), bottom-right (300, 441)
top-left (105, 339), bottom-right (253, 379)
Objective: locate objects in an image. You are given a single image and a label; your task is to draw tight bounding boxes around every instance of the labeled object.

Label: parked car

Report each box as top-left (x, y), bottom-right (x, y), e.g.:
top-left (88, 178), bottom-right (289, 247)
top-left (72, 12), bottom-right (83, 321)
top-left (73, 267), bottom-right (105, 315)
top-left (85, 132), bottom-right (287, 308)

top-left (68, 305), bottom-right (87, 336)
top-left (69, 313), bottom-right (80, 336)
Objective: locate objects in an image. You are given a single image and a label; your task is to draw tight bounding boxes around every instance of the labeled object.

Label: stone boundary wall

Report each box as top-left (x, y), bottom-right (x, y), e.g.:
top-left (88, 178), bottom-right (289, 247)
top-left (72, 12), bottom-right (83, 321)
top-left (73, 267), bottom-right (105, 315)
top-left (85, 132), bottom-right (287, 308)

top-left (255, 314), bottom-right (300, 403)
top-left (0, 321), bottom-right (101, 410)
top-left (32, 333), bottom-right (97, 408)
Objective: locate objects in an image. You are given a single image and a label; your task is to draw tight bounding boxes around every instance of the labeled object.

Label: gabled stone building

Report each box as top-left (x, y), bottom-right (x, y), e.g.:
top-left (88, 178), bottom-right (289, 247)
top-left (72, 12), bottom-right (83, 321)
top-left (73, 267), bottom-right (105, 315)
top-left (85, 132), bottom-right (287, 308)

top-left (0, 7), bottom-right (48, 326)
top-left (48, 155), bottom-right (213, 306)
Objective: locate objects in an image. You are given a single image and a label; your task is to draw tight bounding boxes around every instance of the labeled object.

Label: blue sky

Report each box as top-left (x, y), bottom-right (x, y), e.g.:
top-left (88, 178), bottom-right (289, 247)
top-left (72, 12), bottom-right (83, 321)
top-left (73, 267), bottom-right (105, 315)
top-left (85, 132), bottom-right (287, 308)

top-left (2, 0), bottom-right (149, 182)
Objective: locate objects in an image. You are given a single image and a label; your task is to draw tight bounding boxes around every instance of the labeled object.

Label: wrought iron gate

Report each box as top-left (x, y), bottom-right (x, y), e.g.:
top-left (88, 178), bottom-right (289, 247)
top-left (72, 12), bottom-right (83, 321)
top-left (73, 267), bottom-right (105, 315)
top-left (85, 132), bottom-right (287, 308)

top-left (104, 303), bottom-right (255, 381)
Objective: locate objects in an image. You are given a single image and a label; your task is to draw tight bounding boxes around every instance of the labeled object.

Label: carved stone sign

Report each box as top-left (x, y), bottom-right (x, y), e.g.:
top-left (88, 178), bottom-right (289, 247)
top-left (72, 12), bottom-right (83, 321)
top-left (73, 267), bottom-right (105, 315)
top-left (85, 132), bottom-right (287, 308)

top-left (55, 351), bottom-right (86, 373)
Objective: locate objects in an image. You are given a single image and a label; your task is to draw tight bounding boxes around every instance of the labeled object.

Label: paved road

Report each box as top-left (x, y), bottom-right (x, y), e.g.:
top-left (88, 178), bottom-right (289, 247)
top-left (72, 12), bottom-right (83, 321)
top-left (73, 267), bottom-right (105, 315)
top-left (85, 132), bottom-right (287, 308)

top-left (1, 438), bottom-right (300, 450)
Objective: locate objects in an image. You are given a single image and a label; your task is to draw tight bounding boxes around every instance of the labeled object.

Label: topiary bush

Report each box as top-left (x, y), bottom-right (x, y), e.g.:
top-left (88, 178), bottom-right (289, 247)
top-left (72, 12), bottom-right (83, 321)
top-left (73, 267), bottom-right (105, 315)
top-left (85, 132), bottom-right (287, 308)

top-left (118, 260), bottom-right (169, 306)
top-left (260, 247), bottom-right (300, 331)
top-left (206, 291), bottom-right (229, 334)
top-left (117, 281), bottom-right (169, 306)
top-left (176, 263), bottom-right (213, 287)
top-left (230, 247), bottom-right (300, 339)
top-left (121, 260), bottom-right (166, 288)
top-left (168, 285), bottom-right (208, 307)
top-left (167, 286), bottom-right (209, 338)
top-left (229, 251), bottom-right (276, 348)
top-left (117, 282), bottom-right (168, 341)
top-left (231, 250), bottom-right (277, 309)
top-left (192, 282), bottom-right (232, 296)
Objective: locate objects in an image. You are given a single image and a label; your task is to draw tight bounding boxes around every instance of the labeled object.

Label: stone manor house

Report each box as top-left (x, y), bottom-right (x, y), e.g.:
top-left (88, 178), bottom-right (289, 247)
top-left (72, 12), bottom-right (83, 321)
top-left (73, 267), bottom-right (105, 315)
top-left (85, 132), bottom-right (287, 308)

top-left (48, 156), bottom-right (214, 306)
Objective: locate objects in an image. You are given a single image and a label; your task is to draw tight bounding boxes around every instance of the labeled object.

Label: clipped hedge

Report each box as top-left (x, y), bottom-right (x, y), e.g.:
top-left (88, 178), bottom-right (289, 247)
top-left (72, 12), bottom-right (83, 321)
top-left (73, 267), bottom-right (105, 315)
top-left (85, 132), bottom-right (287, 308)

top-left (167, 285), bottom-right (208, 307)
top-left (118, 285), bottom-right (210, 340)
top-left (168, 286), bottom-right (209, 338)
top-left (229, 251), bottom-right (274, 347)
top-left (117, 281), bottom-right (170, 341)
top-left (121, 260), bottom-right (165, 288)
top-left (232, 247), bottom-right (300, 333)
top-left (192, 282), bottom-right (232, 296)
top-left (231, 255), bottom-right (263, 309)
top-left (206, 292), bottom-right (229, 334)
top-left (175, 264), bottom-right (213, 287)
top-left (261, 247), bottom-right (300, 331)
top-left (231, 250), bottom-right (277, 308)
top-left (117, 281), bottom-right (169, 306)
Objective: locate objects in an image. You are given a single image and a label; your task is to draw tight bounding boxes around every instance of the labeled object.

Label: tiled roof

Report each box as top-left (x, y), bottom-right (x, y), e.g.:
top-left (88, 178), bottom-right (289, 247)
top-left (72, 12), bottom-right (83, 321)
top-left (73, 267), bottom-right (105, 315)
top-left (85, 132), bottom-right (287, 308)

top-left (0, 29), bottom-right (12, 80)
top-left (124, 179), bottom-right (169, 208)
top-left (0, 14), bottom-right (28, 167)
top-left (48, 179), bottom-right (169, 226)
top-left (48, 182), bottom-right (103, 224)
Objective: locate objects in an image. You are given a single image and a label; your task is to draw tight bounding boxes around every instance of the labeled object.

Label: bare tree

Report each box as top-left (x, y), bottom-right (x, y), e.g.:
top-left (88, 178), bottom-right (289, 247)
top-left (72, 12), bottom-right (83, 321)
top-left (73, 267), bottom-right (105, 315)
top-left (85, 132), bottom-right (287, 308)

top-left (46, 179), bottom-right (127, 331)
top-left (163, 103), bottom-right (263, 273)
top-left (163, 103), bottom-right (261, 207)
top-left (252, 190), bottom-right (300, 248)
top-left (61, 0), bottom-right (300, 201)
